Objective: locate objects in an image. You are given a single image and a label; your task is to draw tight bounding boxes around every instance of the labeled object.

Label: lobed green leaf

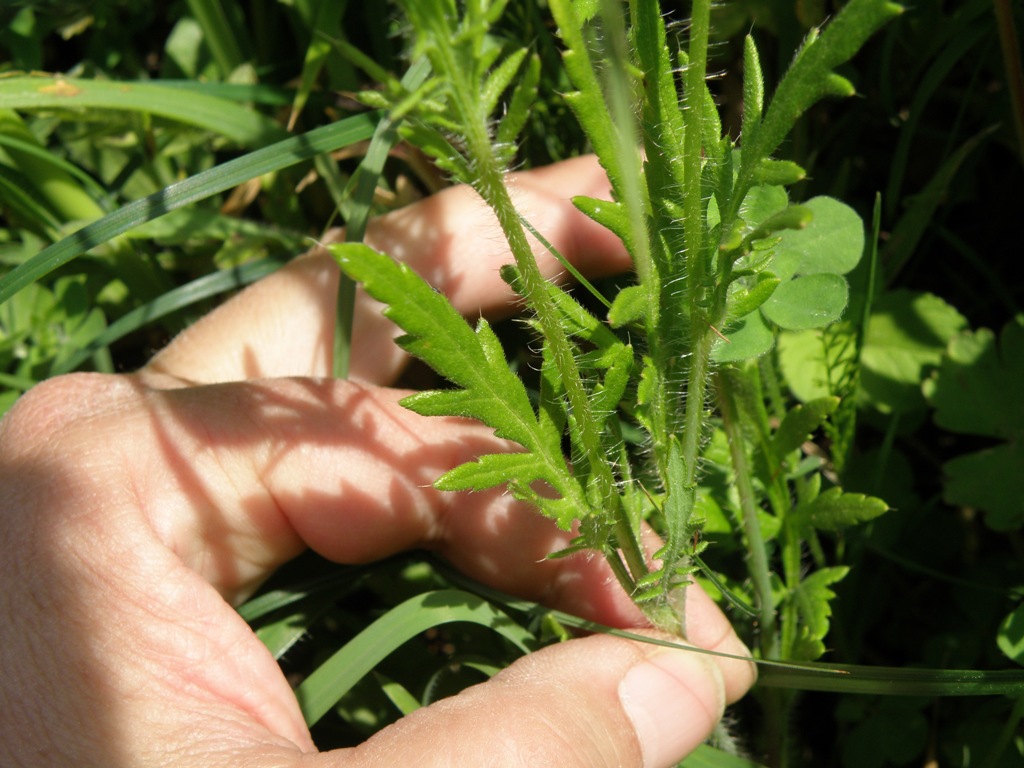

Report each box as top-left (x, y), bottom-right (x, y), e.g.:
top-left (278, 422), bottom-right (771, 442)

top-left (771, 397), bottom-right (840, 458)
top-left (791, 487), bottom-right (889, 532)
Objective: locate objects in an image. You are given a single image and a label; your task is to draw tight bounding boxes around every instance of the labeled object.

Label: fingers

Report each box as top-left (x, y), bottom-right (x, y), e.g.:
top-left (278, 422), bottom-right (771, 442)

top-left (311, 632), bottom-right (726, 768)
top-left (146, 252), bottom-right (340, 384)
top-left (6, 370), bottom-right (752, 700)
top-left (38, 371), bottom-right (752, 698)
top-left (145, 155), bottom-right (630, 387)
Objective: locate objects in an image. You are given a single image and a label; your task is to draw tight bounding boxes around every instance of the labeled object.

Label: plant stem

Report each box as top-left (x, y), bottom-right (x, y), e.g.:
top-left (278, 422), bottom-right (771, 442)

top-left (678, 0), bottom-right (714, 492)
top-left (717, 371), bottom-right (779, 659)
top-left (450, 44), bottom-right (647, 590)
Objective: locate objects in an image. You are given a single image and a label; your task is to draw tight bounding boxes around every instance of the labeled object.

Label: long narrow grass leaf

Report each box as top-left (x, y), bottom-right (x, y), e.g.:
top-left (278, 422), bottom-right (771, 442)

top-left (0, 112), bottom-right (379, 307)
top-left (335, 58), bottom-right (432, 378)
top-left (0, 76), bottom-right (284, 145)
top-left (294, 589), bottom-right (535, 726)
top-left (430, 555), bottom-right (1024, 697)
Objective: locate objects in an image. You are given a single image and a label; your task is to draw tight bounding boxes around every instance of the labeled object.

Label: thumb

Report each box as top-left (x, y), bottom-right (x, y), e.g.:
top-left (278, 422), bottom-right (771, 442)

top-left (314, 633), bottom-right (726, 768)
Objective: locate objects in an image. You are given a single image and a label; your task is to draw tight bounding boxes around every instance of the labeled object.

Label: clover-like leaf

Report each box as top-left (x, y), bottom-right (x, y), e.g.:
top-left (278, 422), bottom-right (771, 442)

top-left (769, 196), bottom-right (863, 281)
top-left (713, 310), bottom-right (775, 362)
top-left (924, 316), bottom-right (1024, 530)
top-left (761, 272), bottom-right (849, 331)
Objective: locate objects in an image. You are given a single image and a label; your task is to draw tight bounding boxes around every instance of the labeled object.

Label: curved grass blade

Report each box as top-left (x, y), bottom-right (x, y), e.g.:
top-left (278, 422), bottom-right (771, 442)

top-left (155, 80), bottom-right (295, 107)
top-left (254, 594), bottom-right (336, 661)
top-left (334, 57), bottom-right (433, 378)
top-left (237, 560), bottom-right (388, 623)
top-left (0, 133), bottom-right (109, 203)
top-left (294, 589), bottom-right (536, 727)
top-left (0, 112), bottom-right (379, 307)
top-left (375, 672), bottom-right (423, 716)
top-left (0, 75), bottom-right (283, 146)
top-left (430, 555), bottom-right (1024, 698)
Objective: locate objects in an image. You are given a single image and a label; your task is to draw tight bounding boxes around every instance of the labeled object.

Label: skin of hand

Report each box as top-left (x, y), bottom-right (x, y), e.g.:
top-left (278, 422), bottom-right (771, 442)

top-left (0, 156), bottom-right (755, 768)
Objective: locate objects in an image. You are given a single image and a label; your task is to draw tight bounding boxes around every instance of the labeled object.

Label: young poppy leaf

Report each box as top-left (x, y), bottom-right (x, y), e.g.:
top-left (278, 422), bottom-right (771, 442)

top-left (792, 566), bottom-right (849, 660)
top-left (791, 487), bottom-right (889, 532)
top-left (771, 397), bottom-right (840, 458)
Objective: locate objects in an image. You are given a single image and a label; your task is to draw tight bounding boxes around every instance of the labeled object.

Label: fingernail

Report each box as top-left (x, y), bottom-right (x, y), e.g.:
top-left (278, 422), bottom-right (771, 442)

top-left (619, 651), bottom-right (725, 768)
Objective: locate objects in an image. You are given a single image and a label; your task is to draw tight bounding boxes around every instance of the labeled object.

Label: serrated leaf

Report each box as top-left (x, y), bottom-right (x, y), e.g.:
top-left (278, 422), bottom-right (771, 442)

top-left (791, 487), bottom-right (889, 532)
top-left (762, 272), bottom-right (849, 330)
top-left (435, 452), bottom-right (551, 492)
top-left (791, 565), bottom-right (849, 660)
top-left (333, 243), bottom-right (581, 514)
top-left (771, 397), bottom-right (840, 457)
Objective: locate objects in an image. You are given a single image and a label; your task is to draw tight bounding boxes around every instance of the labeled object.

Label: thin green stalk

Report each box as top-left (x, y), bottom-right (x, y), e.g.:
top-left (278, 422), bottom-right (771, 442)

top-left (681, 0), bottom-right (711, 292)
top-left (186, 0), bottom-right (246, 78)
top-left (677, 0), bottom-right (716, 494)
top-left (717, 372), bottom-right (778, 659)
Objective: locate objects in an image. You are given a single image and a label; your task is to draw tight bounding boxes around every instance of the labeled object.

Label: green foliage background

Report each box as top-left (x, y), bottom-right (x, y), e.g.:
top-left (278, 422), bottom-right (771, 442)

top-left (2, 1), bottom-right (1023, 765)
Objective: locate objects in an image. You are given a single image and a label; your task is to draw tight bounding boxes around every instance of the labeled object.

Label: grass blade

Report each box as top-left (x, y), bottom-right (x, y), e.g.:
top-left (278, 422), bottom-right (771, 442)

top-left (294, 589), bottom-right (536, 726)
top-left (0, 112), bottom-right (379, 307)
top-left (430, 555), bottom-right (1024, 697)
top-left (0, 76), bottom-right (283, 146)
top-left (334, 56), bottom-right (432, 378)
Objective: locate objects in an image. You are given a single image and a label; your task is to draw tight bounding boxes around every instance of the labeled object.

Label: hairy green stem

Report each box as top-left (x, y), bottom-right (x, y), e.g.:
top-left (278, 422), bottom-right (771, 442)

top-left (677, 0), bottom-right (714, 490)
top-left (450, 43), bottom-right (647, 592)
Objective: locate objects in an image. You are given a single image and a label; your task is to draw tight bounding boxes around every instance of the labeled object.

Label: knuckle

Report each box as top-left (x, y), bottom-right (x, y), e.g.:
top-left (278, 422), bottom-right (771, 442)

top-left (0, 373), bottom-right (135, 457)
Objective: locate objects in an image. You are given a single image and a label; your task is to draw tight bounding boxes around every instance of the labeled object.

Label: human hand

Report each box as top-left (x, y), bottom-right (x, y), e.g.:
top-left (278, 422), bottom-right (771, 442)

top-left (0, 156), bottom-right (755, 767)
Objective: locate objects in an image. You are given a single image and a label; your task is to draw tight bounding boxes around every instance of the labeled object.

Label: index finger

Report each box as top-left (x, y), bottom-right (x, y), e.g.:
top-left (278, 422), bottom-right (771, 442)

top-left (146, 156), bottom-right (630, 387)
